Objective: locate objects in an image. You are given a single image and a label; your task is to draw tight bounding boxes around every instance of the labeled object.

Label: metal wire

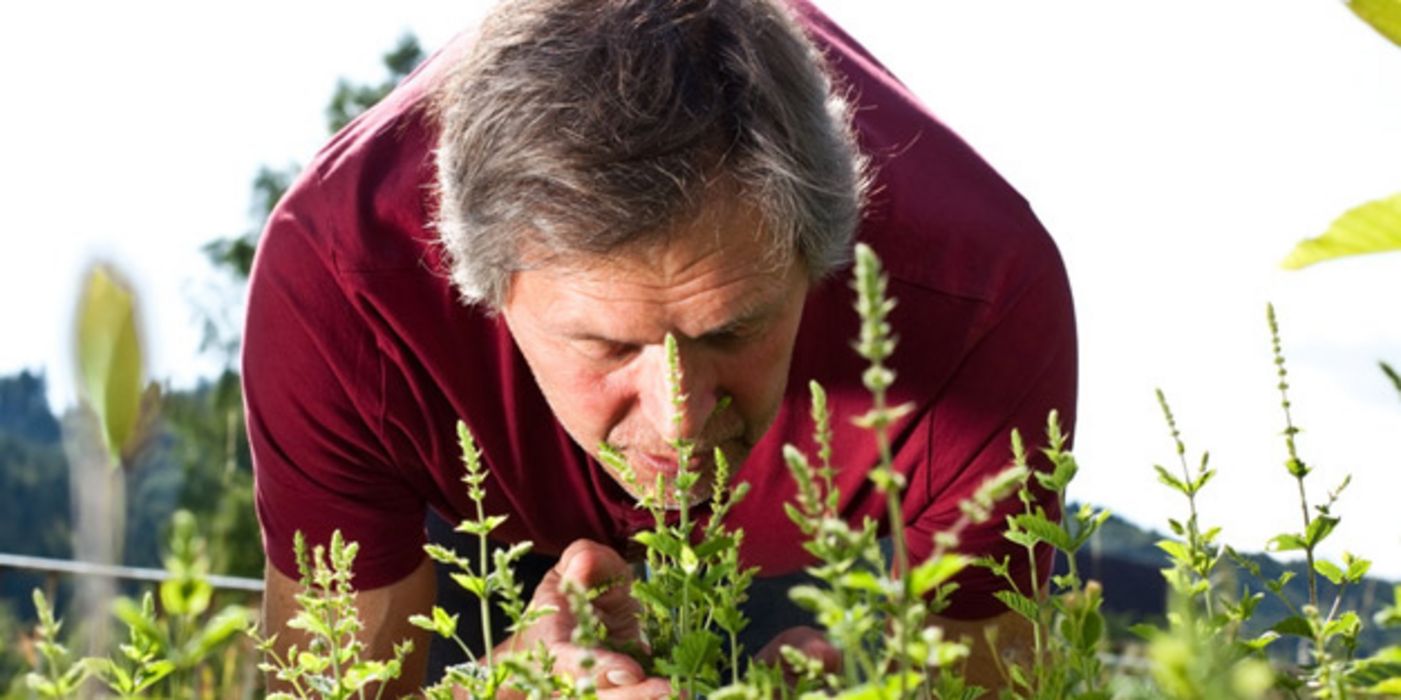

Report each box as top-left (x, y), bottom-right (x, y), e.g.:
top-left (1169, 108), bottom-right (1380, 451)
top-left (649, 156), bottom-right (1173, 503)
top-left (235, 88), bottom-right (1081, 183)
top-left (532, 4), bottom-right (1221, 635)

top-left (0, 552), bottom-right (264, 592)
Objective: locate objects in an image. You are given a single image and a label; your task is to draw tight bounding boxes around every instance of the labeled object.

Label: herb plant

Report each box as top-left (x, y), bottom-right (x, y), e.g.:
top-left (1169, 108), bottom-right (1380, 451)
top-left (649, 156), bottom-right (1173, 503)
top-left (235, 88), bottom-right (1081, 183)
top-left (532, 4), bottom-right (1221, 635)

top-left (255, 531), bottom-right (413, 700)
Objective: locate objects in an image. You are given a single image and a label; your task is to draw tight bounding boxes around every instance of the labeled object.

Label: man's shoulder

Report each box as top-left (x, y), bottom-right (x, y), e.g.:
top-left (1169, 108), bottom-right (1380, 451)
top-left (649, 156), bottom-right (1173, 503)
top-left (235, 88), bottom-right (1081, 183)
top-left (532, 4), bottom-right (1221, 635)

top-left (264, 38), bottom-right (459, 279)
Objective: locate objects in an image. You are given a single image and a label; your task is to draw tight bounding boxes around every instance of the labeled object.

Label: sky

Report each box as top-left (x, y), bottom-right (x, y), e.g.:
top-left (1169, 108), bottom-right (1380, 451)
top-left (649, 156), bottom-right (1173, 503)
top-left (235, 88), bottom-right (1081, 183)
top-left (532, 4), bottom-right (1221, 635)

top-left (2, 2), bottom-right (1399, 578)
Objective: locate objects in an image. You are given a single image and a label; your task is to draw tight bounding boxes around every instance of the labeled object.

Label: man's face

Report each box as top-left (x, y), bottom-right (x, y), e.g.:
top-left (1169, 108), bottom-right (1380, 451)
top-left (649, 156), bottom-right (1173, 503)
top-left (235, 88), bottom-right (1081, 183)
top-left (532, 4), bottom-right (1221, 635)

top-left (501, 196), bottom-right (809, 507)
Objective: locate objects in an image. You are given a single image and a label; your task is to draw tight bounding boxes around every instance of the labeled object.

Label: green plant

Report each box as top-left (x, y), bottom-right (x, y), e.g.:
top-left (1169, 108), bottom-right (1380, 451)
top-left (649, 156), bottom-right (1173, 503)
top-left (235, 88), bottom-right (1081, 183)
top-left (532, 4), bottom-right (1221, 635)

top-left (1135, 305), bottom-right (1401, 700)
top-left (91, 509), bottom-right (255, 698)
top-left (415, 421), bottom-right (564, 700)
top-left (237, 247), bottom-right (1401, 700)
top-left (23, 590), bottom-right (90, 698)
top-left (594, 332), bottom-right (757, 698)
top-left (724, 243), bottom-right (1026, 700)
top-left (255, 531), bottom-right (413, 699)
top-left (971, 416), bottom-right (1114, 700)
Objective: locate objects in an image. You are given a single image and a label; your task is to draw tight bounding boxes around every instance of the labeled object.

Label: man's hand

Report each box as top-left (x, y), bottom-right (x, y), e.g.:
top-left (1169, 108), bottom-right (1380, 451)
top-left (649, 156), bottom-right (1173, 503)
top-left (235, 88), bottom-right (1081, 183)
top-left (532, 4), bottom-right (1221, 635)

top-left (492, 539), bottom-right (670, 699)
top-left (754, 610), bottom-right (1030, 698)
top-left (756, 625), bottom-right (841, 685)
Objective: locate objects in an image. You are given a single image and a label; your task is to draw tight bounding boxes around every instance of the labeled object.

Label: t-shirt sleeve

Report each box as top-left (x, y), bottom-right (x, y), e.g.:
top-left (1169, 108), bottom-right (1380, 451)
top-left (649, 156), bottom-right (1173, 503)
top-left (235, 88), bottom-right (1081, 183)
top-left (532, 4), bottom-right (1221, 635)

top-left (244, 190), bottom-right (428, 590)
top-left (903, 253), bottom-right (1078, 621)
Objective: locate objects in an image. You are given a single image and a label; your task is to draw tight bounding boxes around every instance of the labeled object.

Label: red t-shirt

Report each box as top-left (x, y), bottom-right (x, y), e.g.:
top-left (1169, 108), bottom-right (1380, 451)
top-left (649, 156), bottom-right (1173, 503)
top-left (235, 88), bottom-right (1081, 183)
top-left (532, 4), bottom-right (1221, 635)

top-left (245, 2), bottom-right (1076, 620)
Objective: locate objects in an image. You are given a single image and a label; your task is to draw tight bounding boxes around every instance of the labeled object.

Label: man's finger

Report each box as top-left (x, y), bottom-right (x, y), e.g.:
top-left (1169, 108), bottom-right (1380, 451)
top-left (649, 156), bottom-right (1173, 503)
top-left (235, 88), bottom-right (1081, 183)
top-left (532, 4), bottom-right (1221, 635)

top-left (547, 644), bottom-right (649, 691)
top-left (756, 625), bottom-right (841, 674)
top-left (550, 539), bottom-right (645, 648)
top-left (557, 538), bottom-right (634, 588)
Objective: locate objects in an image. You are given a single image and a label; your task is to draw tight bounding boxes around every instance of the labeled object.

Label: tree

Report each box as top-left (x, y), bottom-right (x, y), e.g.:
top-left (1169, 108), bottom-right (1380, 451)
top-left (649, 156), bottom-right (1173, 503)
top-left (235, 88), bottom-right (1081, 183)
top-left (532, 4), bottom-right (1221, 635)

top-left (173, 33), bottom-right (427, 577)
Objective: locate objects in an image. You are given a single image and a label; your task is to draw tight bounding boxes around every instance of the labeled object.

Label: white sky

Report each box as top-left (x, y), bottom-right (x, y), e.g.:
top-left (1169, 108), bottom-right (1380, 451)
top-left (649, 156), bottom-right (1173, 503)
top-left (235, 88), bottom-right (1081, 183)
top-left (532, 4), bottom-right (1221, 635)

top-left (2, 2), bottom-right (1399, 578)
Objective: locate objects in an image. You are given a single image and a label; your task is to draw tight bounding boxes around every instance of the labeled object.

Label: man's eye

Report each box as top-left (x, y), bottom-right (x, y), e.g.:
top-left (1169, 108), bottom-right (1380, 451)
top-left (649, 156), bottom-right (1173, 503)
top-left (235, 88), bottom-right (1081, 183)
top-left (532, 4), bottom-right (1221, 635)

top-left (582, 340), bottom-right (638, 361)
top-left (704, 322), bottom-right (762, 349)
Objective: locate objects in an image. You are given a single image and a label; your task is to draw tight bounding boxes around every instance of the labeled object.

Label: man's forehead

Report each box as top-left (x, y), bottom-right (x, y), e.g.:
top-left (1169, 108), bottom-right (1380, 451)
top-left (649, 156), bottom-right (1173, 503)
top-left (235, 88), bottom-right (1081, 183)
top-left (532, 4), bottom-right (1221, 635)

top-left (526, 251), bottom-right (801, 343)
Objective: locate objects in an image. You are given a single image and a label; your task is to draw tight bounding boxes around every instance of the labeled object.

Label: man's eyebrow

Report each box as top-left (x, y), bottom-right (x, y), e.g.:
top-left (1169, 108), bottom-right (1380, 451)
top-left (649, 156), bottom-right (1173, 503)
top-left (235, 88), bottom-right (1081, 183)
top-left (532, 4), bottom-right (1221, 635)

top-left (562, 299), bottom-right (782, 345)
top-left (692, 294), bottom-right (790, 341)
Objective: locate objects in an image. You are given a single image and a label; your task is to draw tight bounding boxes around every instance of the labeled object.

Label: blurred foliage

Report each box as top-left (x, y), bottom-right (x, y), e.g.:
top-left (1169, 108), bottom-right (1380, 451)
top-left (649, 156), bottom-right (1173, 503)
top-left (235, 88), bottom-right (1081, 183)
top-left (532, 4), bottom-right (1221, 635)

top-left (182, 32), bottom-right (426, 579)
top-left (1282, 193), bottom-right (1401, 270)
top-left (1349, 0), bottom-right (1401, 47)
top-left (1281, 4), bottom-right (1401, 270)
top-left (74, 266), bottom-right (156, 466)
top-left (0, 372), bottom-right (72, 569)
top-left (1, 32), bottom-right (426, 694)
top-left (326, 34), bottom-right (425, 134)
top-left (0, 372), bottom-right (60, 444)
top-left (163, 371), bottom-right (259, 578)
top-left (202, 33), bottom-right (424, 286)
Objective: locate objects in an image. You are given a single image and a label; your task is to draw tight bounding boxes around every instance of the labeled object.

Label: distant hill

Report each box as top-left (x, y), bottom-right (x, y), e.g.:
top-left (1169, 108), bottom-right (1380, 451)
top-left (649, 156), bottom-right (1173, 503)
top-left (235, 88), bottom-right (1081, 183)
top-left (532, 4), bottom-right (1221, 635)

top-left (0, 371), bottom-right (193, 622)
top-left (0, 371), bottom-right (74, 619)
top-left (1061, 508), bottom-right (1401, 657)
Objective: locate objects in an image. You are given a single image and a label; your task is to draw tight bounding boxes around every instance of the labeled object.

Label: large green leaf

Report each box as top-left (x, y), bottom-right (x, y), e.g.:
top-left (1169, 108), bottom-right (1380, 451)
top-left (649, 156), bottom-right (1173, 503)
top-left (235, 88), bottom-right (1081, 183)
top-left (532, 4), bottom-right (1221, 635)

top-left (74, 264), bottom-right (145, 464)
top-left (1282, 192), bottom-right (1401, 269)
top-left (1349, 0), bottom-right (1401, 47)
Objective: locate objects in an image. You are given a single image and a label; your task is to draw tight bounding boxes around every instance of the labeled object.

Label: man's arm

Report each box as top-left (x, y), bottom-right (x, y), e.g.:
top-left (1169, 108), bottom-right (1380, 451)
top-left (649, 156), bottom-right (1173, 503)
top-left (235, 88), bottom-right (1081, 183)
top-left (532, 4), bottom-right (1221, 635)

top-left (930, 609), bottom-right (1036, 695)
top-left (262, 557), bottom-right (436, 696)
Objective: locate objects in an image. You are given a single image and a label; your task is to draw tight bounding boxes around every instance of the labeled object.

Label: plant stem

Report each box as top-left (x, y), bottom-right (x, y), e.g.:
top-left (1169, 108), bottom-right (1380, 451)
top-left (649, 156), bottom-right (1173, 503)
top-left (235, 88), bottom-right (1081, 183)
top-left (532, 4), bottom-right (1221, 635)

top-left (1269, 304), bottom-right (1318, 609)
top-left (476, 497), bottom-right (494, 667)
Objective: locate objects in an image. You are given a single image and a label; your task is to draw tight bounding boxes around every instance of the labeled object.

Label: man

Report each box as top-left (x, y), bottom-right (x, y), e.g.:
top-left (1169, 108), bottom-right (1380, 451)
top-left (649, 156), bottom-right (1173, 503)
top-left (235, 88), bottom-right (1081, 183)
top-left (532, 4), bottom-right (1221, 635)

top-left (245, 0), bottom-right (1076, 696)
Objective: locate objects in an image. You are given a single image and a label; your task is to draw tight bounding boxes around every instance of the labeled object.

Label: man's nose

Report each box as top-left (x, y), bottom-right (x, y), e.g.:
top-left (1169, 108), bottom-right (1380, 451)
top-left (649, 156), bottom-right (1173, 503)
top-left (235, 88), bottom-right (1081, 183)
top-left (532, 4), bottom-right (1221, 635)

top-left (638, 340), bottom-right (717, 445)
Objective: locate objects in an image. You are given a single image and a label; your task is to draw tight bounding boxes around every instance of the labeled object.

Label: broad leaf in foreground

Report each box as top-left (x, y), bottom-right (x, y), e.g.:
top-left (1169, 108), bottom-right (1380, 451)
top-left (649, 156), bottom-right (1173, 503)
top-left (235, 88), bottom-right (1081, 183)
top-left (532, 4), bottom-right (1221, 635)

top-left (1282, 191), bottom-right (1401, 269)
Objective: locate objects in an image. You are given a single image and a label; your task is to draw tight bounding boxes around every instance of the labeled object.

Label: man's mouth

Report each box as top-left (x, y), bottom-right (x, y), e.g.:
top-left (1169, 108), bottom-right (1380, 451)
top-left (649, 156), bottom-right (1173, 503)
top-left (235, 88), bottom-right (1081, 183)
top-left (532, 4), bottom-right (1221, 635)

top-left (639, 451), bottom-right (683, 476)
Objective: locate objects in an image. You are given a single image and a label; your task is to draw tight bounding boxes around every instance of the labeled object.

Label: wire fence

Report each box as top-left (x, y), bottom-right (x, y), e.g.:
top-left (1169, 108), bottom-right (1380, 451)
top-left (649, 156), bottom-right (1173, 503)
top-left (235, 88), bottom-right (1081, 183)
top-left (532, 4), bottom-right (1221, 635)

top-left (0, 552), bottom-right (264, 593)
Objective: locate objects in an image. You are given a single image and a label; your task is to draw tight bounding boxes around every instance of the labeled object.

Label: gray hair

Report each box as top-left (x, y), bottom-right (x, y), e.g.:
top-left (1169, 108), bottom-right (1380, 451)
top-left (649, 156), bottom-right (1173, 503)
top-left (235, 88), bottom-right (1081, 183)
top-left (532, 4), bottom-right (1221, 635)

top-left (433, 0), bottom-right (868, 308)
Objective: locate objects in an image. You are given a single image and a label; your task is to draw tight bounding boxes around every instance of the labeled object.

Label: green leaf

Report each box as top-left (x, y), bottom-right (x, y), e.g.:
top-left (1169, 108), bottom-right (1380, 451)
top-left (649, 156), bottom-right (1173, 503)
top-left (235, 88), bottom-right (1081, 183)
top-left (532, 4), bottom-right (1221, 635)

top-left (1009, 513), bottom-right (1073, 551)
top-left (834, 671), bottom-right (924, 700)
top-left (994, 590), bottom-right (1041, 623)
top-left (692, 535), bottom-right (735, 560)
top-left (783, 502), bottom-right (808, 529)
top-left (668, 629), bottom-right (722, 676)
top-left (1156, 539), bottom-right (1192, 564)
top-left (910, 554), bottom-right (968, 597)
top-left (1348, 0), bottom-right (1401, 47)
top-left (1079, 610), bottom-right (1105, 651)
top-left (1153, 465), bottom-right (1188, 495)
top-left (133, 660), bottom-right (175, 692)
top-left (1190, 468), bottom-right (1216, 495)
top-left (1323, 611), bottom-right (1362, 639)
top-left (1003, 529), bottom-right (1040, 549)
top-left (1129, 623), bottom-right (1160, 641)
top-left (187, 606), bottom-right (254, 659)
top-left (1243, 631), bottom-right (1280, 651)
top-left (1348, 651), bottom-right (1401, 687)
top-left (1382, 362), bottom-right (1401, 401)
top-left (1283, 191), bottom-right (1401, 269)
top-left (449, 573), bottom-right (488, 598)
top-left (1346, 553), bottom-right (1374, 582)
top-left (456, 514), bottom-right (507, 536)
top-left (75, 264), bottom-right (146, 463)
top-left (632, 530), bottom-right (682, 558)
top-left (838, 570), bottom-right (883, 594)
top-left (1305, 515), bottom-right (1340, 549)
top-left (1271, 615), bottom-right (1314, 638)
top-left (1314, 559), bottom-right (1345, 586)
top-left (1267, 533), bottom-right (1306, 552)
top-left (1368, 677), bottom-right (1401, 694)
top-left (631, 580), bottom-right (675, 610)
